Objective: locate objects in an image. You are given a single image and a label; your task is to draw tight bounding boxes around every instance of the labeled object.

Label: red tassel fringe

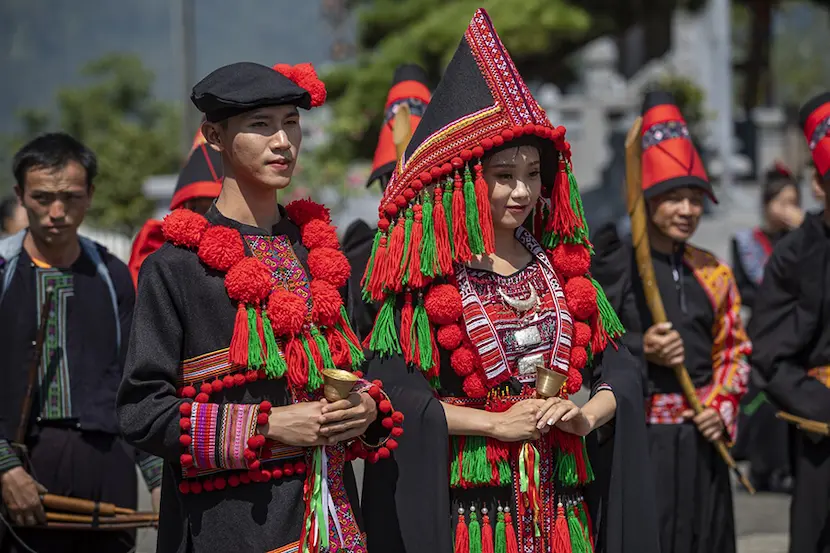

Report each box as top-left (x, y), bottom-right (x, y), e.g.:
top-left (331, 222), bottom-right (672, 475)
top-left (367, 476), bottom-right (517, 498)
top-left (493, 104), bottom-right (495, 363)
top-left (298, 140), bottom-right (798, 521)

top-left (408, 205), bottom-right (425, 288)
top-left (256, 308), bottom-right (266, 358)
top-left (433, 186), bottom-right (454, 275)
top-left (401, 294), bottom-right (414, 365)
top-left (504, 510), bottom-right (519, 553)
top-left (368, 237), bottom-right (388, 301)
top-left (285, 336), bottom-right (308, 389)
top-left (474, 164), bottom-right (495, 253)
top-left (455, 513), bottom-right (470, 553)
top-left (326, 328), bottom-right (351, 368)
top-left (482, 512), bottom-right (494, 553)
top-left (306, 332), bottom-right (324, 369)
top-left (548, 161), bottom-right (579, 236)
top-left (550, 504), bottom-right (572, 552)
top-left (452, 172), bottom-right (472, 262)
top-left (229, 303), bottom-right (250, 366)
top-left (386, 222), bottom-right (406, 292)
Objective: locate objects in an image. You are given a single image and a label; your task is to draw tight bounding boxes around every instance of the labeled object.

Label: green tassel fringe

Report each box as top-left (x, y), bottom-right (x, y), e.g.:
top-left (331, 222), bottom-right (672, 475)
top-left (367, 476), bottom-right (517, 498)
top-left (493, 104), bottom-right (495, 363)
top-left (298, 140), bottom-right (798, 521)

top-left (742, 391), bottom-right (768, 416)
top-left (429, 375), bottom-right (442, 390)
top-left (400, 208), bottom-right (414, 285)
top-left (301, 335), bottom-right (324, 392)
top-left (247, 307), bottom-right (264, 369)
top-left (443, 179), bottom-right (455, 256)
top-left (311, 327), bottom-right (335, 371)
top-left (463, 166), bottom-right (485, 254)
top-left (468, 511), bottom-right (482, 553)
top-left (568, 504), bottom-right (590, 553)
top-left (338, 305), bottom-right (366, 368)
top-left (369, 296), bottom-right (401, 357)
top-left (494, 510), bottom-right (506, 553)
top-left (577, 503), bottom-right (592, 545)
top-left (262, 315), bottom-right (287, 379)
top-left (361, 231), bottom-right (382, 302)
top-left (592, 278), bottom-right (625, 340)
top-left (557, 450), bottom-right (579, 487)
top-left (412, 301), bottom-right (433, 372)
top-left (461, 436), bottom-right (491, 486)
top-left (582, 437), bottom-right (595, 483)
top-left (450, 436), bottom-right (462, 488)
top-left (497, 458), bottom-right (512, 486)
top-left (420, 193), bottom-right (436, 278)
top-left (565, 164), bottom-right (591, 248)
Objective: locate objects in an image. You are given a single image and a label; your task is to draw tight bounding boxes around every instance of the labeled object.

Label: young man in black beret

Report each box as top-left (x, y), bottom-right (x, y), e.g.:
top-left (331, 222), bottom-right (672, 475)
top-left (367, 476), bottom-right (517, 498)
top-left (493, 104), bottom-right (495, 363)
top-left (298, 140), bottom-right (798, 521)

top-left (117, 62), bottom-right (398, 553)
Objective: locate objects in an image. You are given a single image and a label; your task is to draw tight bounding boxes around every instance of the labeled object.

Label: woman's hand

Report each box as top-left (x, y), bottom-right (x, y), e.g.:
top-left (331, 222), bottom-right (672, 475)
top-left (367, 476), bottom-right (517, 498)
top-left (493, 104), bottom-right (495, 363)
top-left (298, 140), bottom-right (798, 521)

top-left (318, 392), bottom-right (378, 445)
top-left (493, 399), bottom-right (547, 442)
top-left (536, 397), bottom-right (595, 437)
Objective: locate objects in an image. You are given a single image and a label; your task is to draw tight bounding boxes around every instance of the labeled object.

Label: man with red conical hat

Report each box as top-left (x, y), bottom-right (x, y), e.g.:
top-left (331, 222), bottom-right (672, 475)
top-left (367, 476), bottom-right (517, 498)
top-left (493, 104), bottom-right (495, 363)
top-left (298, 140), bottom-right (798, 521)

top-left (593, 90), bottom-right (751, 553)
top-left (750, 92), bottom-right (830, 553)
top-left (343, 63), bottom-right (431, 340)
top-left (127, 134), bottom-right (222, 287)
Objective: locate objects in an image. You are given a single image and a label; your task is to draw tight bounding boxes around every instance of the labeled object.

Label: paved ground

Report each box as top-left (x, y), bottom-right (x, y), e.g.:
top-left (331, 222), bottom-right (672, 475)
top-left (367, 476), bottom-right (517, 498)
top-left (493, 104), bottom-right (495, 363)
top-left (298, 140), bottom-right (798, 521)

top-left (135, 183), bottom-right (811, 553)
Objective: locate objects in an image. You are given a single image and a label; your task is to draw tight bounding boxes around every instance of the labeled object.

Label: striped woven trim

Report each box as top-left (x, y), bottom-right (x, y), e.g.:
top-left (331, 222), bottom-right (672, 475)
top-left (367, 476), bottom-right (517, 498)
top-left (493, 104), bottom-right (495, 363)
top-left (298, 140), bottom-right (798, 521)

top-left (138, 455), bottom-right (164, 490)
top-left (183, 439), bottom-right (304, 478)
top-left (189, 402), bottom-right (258, 471)
top-left (179, 348), bottom-right (235, 385)
top-left (267, 541), bottom-right (300, 553)
top-left (0, 440), bottom-right (22, 473)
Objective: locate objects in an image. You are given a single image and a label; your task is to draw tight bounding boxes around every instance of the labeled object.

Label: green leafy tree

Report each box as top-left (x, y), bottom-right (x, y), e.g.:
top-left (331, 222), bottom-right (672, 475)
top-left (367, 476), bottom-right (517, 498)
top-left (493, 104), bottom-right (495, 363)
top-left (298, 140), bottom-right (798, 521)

top-left (3, 53), bottom-right (181, 234)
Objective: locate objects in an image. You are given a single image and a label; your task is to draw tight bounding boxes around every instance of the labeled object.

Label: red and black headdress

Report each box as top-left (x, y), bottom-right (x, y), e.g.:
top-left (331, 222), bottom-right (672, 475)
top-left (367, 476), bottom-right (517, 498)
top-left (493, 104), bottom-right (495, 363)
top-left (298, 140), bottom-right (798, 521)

top-left (640, 90), bottom-right (715, 202)
top-left (799, 91), bottom-right (830, 181)
top-left (362, 8), bottom-right (623, 389)
top-left (170, 134), bottom-right (223, 210)
top-left (367, 64), bottom-right (431, 188)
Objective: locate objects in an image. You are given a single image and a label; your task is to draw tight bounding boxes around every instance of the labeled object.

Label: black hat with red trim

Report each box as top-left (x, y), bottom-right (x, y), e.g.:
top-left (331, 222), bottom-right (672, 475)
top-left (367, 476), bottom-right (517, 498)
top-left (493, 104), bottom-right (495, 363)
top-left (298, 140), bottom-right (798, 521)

top-left (170, 139), bottom-right (223, 210)
top-left (799, 91), bottom-right (830, 181)
top-left (640, 90), bottom-right (716, 202)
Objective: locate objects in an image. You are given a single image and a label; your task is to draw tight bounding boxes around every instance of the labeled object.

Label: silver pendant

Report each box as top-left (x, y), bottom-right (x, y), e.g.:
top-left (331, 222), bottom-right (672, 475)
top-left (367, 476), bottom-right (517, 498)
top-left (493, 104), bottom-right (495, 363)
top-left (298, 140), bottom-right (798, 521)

top-left (498, 284), bottom-right (539, 314)
top-left (517, 353), bottom-right (545, 376)
top-left (514, 325), bottom-right (542, 347)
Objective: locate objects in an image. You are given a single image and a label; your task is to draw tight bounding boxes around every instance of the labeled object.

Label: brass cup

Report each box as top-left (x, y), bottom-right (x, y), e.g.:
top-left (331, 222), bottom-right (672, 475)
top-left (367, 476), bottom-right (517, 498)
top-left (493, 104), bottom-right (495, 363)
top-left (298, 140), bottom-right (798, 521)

top-left (535, 366), bottom-right (567, 399)
top-left (322, 369), bottom-right (359, 402)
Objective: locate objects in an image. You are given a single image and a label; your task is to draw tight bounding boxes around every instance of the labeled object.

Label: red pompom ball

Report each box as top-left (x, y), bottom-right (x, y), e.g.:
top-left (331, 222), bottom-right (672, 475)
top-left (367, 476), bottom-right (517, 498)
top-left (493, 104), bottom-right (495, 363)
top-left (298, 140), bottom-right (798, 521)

top-left (228, 475), bottom-right (240, 487)
top-left (198, 226), bottom-right (245, 272)
top-left (570, 346), bottom-right (588, 370)
top-left (200, 383), bottom-right (212, 394)
top-left (462, 371), bottom-right (488, 398)
top-left (550, 243), bottom-right (591, 279)
top-left (379, 400), bottom-right (392, 414)
top-left (310, 279), bottom-right (343, 326)
top-left (163, 209), bottom-right (209, 248)
top-left (386, 439), bottom-right (399, 451)
top-left (195, 393), bottom-right (210, 403)
top-left (181, 386), bottom-right (196, 398)
top-left (294, 461), bottom-right (306, 475)
top-left (424, 284), bottom-right (463, 325)
top-left (289, 63), bottom-right (328, 107)
top-left (179, 402), bottom-right (192, 416)
top-left (259, 401), bottom-right (272, 412)
top-left (257, 413), bottom-right (269, 425)
top-left (179, 434), bottom-right (192, 447)
top-left (211, 380), bottom-right (224, 393)
top-left (307, 248), bottom-right (350, 288)
top-left (566, 368), bottom-right (583, 395)
top-left (239, 473), bottom-right (251, 484)
top-left (283, 465), bottom-right (294, 477)
top-left (202, 480), bottom-right (215, 492)
top-left (266, 290), bottom-right (306, 336)
top-left (180, 454), bottom-right (193, 467)
top-left (233, 373), bottom-right (246, 386)
top-left (378, 447), bottom-right (391, 460)
top-left (391, 426), bottom-right (404, 437)
top-left (437, 323), bottom-right (464, 350)
top-left (573, 322), bottom-right (592, 348)
top-left (223, 375), bottom-right (235, 388)
top-left (213, 476), bottom-right (226, 490)
top-left (179, 418), bottom-right (191, 431)
top-left (302, 219), bottom-right (340, 250)
top-left (450, 346), bottom-right (478, 377)
top-left (225, 257), bottom-right (271, 304)
top-left (564, 277), bottom-right (597, 320)
top-left (178, 482), bottom-right (191, 494)
top-left (391, 411), bottom-right (405, 424)
top-left (285, 198), bottom-right (331, 227)
top-left (271, 468), bottom-right (284, 479)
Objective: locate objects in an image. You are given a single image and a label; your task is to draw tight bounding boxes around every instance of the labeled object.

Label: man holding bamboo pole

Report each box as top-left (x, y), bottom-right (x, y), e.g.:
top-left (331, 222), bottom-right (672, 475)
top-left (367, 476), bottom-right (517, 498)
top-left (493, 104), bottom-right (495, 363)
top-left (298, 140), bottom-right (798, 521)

top-left (592, 91), bottom-right (750, 553)
top-left (749, 92), bottom-right (830, 553)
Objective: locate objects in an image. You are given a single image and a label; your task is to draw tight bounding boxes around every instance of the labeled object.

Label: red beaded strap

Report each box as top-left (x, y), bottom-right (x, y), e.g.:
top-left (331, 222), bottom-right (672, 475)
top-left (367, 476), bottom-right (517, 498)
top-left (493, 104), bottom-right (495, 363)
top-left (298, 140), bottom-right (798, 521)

top-left (346, 378), bottom-right (404, 464)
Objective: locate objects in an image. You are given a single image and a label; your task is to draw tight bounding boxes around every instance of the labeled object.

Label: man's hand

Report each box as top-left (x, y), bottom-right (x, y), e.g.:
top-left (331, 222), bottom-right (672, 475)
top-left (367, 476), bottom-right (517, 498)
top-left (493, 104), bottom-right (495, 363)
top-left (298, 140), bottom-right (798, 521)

top-left (682, 407), bottom-right (724, 442)
top-left (261, 400), bottom-right (328, 447)
top-left (318, 392), bottom-right (378, 445)
top-left (643, 322), bottom-right (684, 368)
top-left (1, 467), bottom-right (46, 527)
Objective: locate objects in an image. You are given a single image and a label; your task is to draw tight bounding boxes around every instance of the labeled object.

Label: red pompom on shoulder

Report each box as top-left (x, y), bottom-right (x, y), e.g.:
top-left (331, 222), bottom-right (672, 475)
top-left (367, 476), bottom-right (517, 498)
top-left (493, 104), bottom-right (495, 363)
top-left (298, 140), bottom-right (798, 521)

top-left (566, 368), bottom-right (583, 395)
top-left (570, 346), bottom-right (588, 370)
top-left (198, 226), bottom-right (245, 272)
top-left (424, 284), bottom-right (463, 325)
top-left (564, 276), bottom-right (597, 320)
top-left (302, 219), bottom-right (340, 250)
top-left (550, 243), bottom-right (591, 279)
top-left (225, 257), bottom-right (271, 304)
top-left (573, 322), bottom-right (592, 348)
top-left (310, 279), bottom-right (343, 326)
top-left (286, 198), bottom-right (331, 227)
top-left (450, 346), bottom-right (478, 377)
top-left (163, 209), bottom-right (209, 248)
top-left (307, 248), bottom-right (350, 288)
top-left (462, 371), bottom-right (488, 398)
top-left (266, 289), bottom-right (306, 336)
top-left (437, 323), bottom-right (464, 350)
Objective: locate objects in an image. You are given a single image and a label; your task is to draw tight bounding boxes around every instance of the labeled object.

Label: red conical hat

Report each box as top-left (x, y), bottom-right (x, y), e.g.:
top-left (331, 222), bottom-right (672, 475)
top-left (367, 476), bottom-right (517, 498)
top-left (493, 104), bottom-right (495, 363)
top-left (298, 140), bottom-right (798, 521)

top-left (799, 91), bottom-right (830, 181)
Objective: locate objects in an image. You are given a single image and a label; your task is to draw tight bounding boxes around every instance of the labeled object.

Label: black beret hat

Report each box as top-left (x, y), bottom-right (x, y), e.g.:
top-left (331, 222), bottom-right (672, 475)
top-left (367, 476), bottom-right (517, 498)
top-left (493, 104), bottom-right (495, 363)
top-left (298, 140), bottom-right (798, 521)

top-left (191, 62), bottom-right (313, 122)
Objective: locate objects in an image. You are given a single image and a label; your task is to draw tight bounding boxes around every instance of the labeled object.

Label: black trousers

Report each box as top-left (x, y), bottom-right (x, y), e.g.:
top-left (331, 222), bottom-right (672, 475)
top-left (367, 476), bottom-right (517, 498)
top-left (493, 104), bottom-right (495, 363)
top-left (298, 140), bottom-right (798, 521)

top-left (648, 423), bottom-right (736, 553)
top-left (1, 426), bottom-right (138, 553)
top-left (790, 433), bottom-right (830, 553)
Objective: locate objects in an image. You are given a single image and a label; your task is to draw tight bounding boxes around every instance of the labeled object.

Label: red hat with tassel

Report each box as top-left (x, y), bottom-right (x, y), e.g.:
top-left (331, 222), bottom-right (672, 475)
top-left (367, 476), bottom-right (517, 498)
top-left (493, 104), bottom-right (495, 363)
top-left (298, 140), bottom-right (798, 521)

top-left (799, 91), bottom-right (830, 181)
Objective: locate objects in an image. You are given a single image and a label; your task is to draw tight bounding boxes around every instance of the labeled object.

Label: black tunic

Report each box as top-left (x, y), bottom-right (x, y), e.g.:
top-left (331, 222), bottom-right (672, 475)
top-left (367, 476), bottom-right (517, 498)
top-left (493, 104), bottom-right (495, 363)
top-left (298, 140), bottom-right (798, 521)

top-left (117, 206), bottom-right (363, 553)
top-left (749, 212), bottom-right (830, 553)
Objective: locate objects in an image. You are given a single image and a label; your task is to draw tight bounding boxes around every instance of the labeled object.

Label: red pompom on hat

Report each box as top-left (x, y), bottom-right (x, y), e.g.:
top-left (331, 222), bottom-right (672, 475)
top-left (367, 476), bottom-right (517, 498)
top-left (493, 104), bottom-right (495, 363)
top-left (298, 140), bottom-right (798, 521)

top-left (267, 289), bottom-right (306, 336)
top-left (564, 277), bottom-right (597, 320)
top-left (570, 346), bottom-right (588, 370)
top-left (462, 371), bottom-right (488, 398)
top-left (424, 284), bottom-right (463, 325)
top-left (198, 226), bottom-right (245, 271)
top-left (307, 248), bottom-right (350, 289)
top-left (437, 323), bottom-right (464, 350)
top-left (285, 198), bottom-right (331, 227)
top-left (272, 63), bottom-right (327, 108)
top-left (550, 243), bottom-right (591, 279)
top-left (163, 209), bottom-right (209, 248)
top-left (450, 346), bottom-right (478, 377)
top-left (225, 257), bottom-right (271, 304)
top-left (573, 322), bottom-right (592, 348)
top-left (302, 219), bottom-right (340, 249)
top-left (310, 279), bottom-right (343, 326)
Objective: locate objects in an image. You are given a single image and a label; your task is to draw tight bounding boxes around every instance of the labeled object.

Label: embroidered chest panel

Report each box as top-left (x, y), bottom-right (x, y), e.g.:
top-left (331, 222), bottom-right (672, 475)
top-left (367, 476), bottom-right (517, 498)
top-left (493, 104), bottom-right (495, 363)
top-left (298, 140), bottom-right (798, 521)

top-left (244, 235), bottom-right (311, 314)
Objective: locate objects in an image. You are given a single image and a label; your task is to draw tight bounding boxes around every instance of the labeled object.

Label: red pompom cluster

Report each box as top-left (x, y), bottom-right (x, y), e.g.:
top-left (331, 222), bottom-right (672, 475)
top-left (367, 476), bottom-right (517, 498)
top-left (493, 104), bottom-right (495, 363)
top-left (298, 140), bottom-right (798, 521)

top-left (285, 198), bottom-right (331, 227)
top-left (347, 380), bottom-right (403, 463)
top-left (272, 63), bottom-right (327, 108)
top-left (198, 226), bottom-right (245, 271)
top-left (564, 277), bottom-right (597, 320)
top-left (267, 289), bottom-right (306, 336)
top-left (550, 243), bottom-right (591, 279)
top-left (163, 209), bottom-right (209, 248)
top-left (225, 257), bottom-right (271, 304)
top-left (302, 219), bottom-right (340, 250)
top-left (437, 323), bottom-right (463, 350)
top-left (573, 322), bottom-right (592, 348)
top-left (309, 280), bottom-right (343, 326)
top-left (450, 346), bottom-right (478, 377)
top-left (307, 248), bottom-right (350, 289)
top-left (424, 284), bottom-right (463, 325)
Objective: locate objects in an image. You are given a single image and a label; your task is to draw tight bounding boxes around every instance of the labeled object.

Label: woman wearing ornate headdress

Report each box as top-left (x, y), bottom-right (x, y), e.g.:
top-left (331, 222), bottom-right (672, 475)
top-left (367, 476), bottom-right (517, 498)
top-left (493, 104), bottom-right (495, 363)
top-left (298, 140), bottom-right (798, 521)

top-left (359, 9), bottom-right (659, 553)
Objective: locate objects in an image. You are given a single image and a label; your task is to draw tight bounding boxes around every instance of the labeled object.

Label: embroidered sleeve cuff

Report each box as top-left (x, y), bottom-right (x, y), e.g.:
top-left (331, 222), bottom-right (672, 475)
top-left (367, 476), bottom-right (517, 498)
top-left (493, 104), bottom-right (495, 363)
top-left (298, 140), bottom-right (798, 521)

top-left (708, 394), bottom-right (739, 443)
top-left (188, 402), bottom-right (259, 471)
top-left (593, 382), bottom-right (613, 395)
top-left (138, 455), bottom-right (164, 490)
top-left (0, 440), bottom-right (21, 473)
